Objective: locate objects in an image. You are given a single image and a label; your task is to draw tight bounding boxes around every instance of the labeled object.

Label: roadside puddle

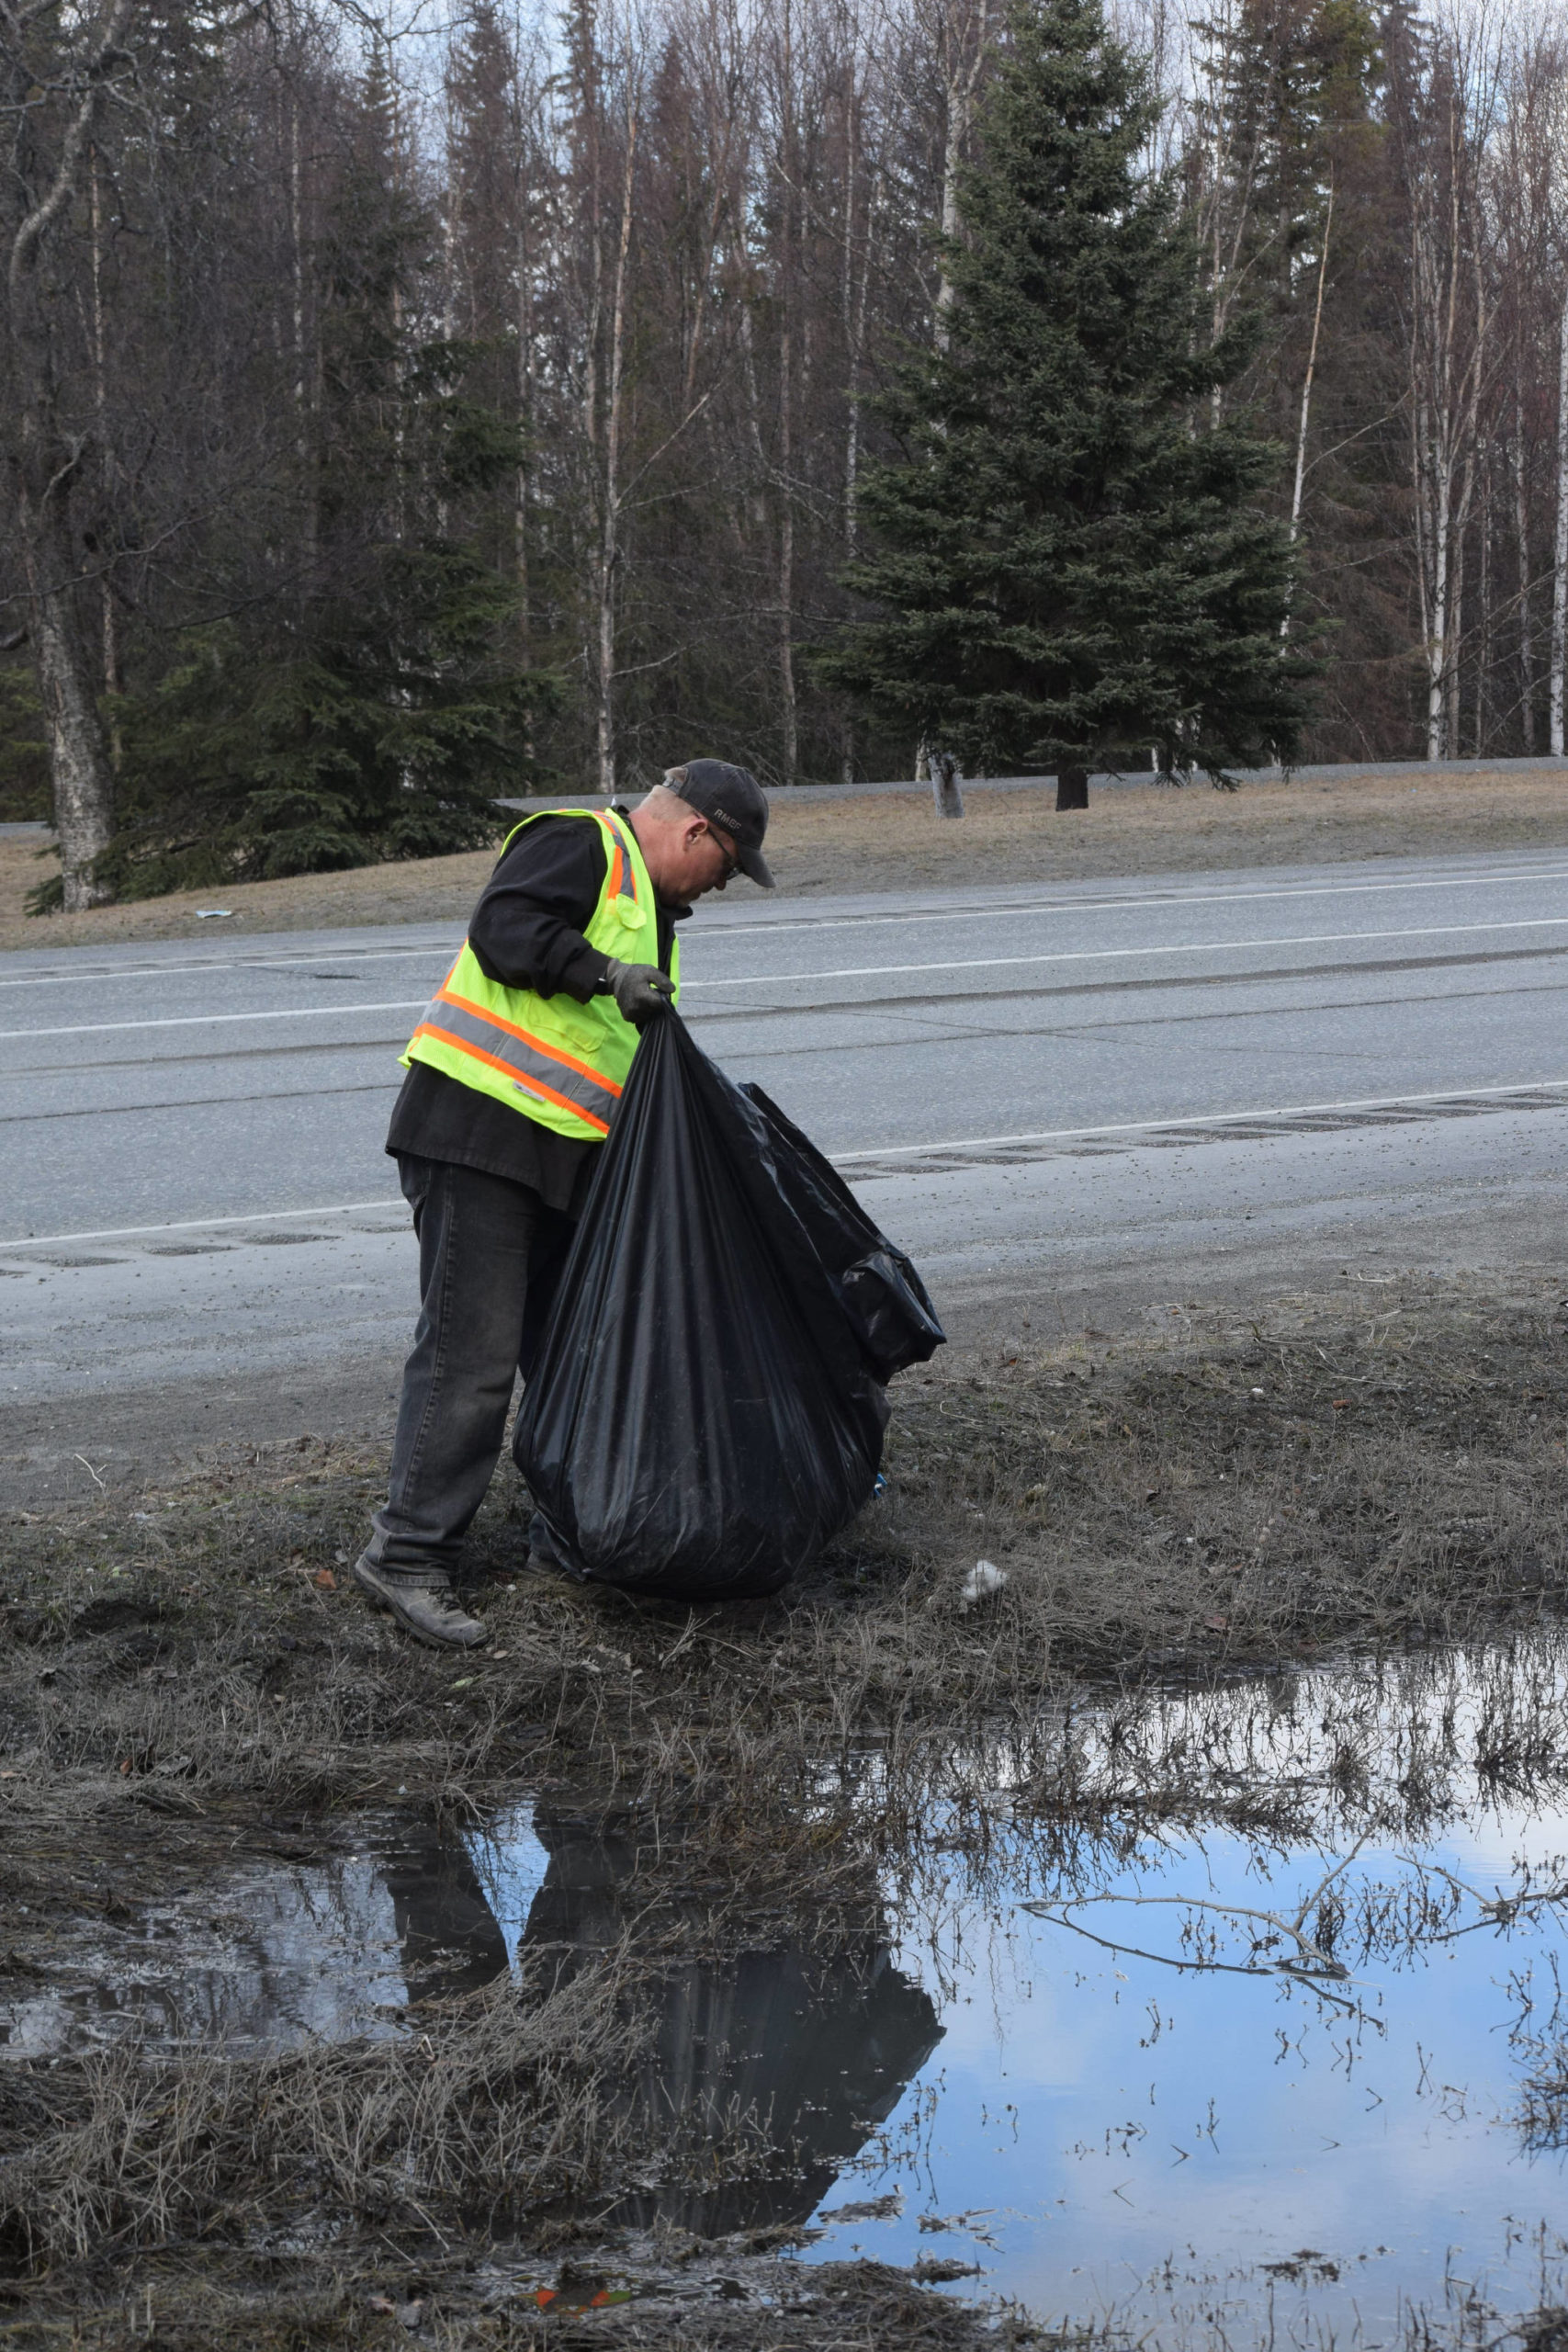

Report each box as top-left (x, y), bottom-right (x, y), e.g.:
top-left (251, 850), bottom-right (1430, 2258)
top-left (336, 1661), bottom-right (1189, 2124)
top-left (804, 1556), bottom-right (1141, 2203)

top-left (798, 1637), bottom-right (1568, 2342)
top-left (810, 1806), bottom-right (1568, 2339)
top-left (6, 1635), bottom-right (1568, 2343)
top-left (0, 1828), bottom-right (519, 2055)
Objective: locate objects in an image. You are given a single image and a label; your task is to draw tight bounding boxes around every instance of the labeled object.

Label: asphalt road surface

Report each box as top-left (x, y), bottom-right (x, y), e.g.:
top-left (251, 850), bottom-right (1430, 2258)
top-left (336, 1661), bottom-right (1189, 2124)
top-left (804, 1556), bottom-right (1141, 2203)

top-left (6, 843), bottom-right (1568, 1499)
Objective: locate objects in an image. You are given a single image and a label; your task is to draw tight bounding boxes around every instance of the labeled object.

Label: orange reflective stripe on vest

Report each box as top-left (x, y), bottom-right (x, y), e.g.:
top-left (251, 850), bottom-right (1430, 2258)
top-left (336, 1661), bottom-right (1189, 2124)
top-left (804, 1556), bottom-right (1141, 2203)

top-left (400, 805), bottom-right (671, 1144)
top-left (407, 971), bottom-right (622, 1135)
top-left (603, 814), bottom-right (637, 906)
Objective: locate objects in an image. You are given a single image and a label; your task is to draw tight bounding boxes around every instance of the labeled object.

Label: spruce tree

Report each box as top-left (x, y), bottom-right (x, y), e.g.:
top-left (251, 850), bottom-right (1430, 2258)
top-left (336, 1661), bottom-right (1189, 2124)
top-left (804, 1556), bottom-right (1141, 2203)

top-left (822, 0), bottom-right (1314, 808)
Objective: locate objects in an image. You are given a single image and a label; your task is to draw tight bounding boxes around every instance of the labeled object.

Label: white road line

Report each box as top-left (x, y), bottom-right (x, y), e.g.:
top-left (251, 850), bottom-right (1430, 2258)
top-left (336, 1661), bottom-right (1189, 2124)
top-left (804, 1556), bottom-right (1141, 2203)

top-left (0, 1200), bottom-right (400, 1250)
top-left (831, 1075), bottom-right (1568, 1163)
top-left (0, 945), bottom-right (461, 990)
top-left (676, 916), bottom-right (1568, 988)
top-left (6, 1073), bottom-right (1568, 1249)
top-left (694, 863), bottom-right (1568, 933)
top-left (0, 1000), bottom-right (429, 1041)
top-left (9, 912), bottom-right (1568, 1039)
top-left (4, 863), bottom-right (1568, 988)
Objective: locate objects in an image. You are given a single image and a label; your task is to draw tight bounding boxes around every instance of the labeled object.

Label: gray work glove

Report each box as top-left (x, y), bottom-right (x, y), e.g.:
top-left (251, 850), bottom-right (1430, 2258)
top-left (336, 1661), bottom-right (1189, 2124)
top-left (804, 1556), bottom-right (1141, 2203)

top-left (603, 956), bottom-right (675, 1027)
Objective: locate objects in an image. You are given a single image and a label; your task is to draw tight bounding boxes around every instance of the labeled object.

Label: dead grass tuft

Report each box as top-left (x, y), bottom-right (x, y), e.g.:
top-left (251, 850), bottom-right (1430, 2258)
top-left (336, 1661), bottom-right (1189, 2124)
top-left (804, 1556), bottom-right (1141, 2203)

top-left (840, 1270), bottom-right (1568, 1682)
top-left (0, 1958), bottom-right (637, 2267)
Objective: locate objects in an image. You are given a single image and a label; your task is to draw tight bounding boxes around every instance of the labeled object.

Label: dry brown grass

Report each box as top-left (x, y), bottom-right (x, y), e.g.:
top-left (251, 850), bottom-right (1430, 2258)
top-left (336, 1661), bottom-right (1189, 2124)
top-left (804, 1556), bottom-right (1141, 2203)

top-left (4, 1271), bottom-right (1565, 1826)
top-left (871, 1268), bottom-right (1568, 1678)
top-left (761, 762), bottom-right (1568, 897)
top-left (5, 1272), bottom-right (1568, 2345)
top-left (0, 1961), bottom-right (636, 2267)
top-left (6, 763), bottom-right (1568, 953)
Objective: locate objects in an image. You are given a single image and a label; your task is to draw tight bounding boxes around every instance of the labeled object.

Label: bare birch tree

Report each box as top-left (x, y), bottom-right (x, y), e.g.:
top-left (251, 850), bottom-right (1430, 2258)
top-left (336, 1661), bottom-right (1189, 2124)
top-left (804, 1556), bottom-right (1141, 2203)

top-left (1491, 40), bottom-right (1554, 749)
top-left (1551, 278), bottom-right (1568, 753)
top-left (1, 0), bottom-right (140, 907)
top-left (1390, 6), bottom-right (1506, 759)
top-left (913, 0), bottom-right (995, 340)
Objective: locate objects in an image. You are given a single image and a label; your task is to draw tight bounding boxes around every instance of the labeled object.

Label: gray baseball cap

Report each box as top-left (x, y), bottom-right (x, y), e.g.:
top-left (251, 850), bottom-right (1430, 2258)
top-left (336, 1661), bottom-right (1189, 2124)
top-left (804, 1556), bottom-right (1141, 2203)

top-left (666, 759), bottom-right (774, 888)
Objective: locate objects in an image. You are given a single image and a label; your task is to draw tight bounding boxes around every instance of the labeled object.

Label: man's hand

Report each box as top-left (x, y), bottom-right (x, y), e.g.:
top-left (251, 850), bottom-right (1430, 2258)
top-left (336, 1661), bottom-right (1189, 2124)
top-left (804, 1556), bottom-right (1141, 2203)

top-left (604, 957), bottom-right (675, 1026)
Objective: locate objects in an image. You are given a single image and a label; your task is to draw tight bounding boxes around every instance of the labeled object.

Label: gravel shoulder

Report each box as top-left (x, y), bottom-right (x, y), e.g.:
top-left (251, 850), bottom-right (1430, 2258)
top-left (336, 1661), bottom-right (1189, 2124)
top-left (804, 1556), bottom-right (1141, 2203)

top-left (6, 763), bottom-right (1568, 952)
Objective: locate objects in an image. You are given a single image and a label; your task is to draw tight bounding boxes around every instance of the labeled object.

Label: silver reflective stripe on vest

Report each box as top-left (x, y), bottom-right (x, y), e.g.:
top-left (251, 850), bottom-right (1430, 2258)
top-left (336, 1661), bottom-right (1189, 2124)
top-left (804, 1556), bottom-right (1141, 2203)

top-left (603, 811), bottom-right (638, 901)
top-left (410, 986), bottom-right (621, 1133)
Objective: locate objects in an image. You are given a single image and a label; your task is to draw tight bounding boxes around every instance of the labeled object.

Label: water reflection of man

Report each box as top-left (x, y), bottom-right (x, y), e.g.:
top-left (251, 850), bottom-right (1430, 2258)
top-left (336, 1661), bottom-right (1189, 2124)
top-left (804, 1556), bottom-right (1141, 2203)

top-left (512, 1804), bottom-right (942, 2233)
top-left (380, 1835), bottom-right (510, 2001)
top-left (378, 1804), bottom-right (941, 2230)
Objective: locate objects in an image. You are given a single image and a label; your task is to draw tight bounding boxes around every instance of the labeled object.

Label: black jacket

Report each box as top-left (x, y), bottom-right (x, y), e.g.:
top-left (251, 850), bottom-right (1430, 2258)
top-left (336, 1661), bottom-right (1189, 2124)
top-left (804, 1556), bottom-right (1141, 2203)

top-left (386, 813), bottom-right (679, 1212)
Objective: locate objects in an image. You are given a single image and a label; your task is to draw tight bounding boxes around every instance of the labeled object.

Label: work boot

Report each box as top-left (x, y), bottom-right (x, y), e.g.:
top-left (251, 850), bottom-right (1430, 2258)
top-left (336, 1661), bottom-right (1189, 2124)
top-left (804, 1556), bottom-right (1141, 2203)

top-left (353, 1554), bottom-right (487, 1649)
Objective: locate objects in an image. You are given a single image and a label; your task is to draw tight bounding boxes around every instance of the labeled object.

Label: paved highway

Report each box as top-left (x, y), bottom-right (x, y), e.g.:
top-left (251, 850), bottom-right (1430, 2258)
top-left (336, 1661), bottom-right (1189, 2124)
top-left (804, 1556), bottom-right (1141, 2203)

top-left (6, 843), bottom-right (1568, 1497)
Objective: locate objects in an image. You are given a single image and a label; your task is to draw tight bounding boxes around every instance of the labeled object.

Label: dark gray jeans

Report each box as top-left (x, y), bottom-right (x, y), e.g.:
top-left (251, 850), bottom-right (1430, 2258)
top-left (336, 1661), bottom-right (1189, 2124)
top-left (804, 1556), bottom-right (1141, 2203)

top-left (367, 1156), bottom-right (575, 1578)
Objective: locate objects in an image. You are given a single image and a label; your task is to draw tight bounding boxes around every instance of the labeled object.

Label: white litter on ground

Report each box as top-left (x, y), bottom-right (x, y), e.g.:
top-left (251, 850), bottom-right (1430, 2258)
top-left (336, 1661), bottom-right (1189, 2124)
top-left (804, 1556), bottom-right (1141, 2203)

top-left (958, 1558), bottom-right (1008, 1611)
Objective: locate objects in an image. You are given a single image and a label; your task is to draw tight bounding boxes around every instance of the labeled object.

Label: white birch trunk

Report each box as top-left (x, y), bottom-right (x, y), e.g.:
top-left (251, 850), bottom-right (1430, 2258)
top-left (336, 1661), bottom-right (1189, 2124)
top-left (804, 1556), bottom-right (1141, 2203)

top-left (840, 109), bottom-right (878, 781)
top-left (1514, 399), bottom-right (1534, 752)
top-left (514, 138), bottom-right (535, 762)
top-left (1281, 185), bottom-right (1331, 642)
top-left (934, 90), bottom-right (964, 344)
top-left (778, 330), bottom-right (797, 786)
top-left (22, 501), bottom-right (117, 909)
top-left (88, 141), bottom-right (120, 767)
top-left (773, 0), bottom-right (799, 786)
top-left (4, 0), bottom-right (134, 907)
top-left (433, 90), bottom-right (458, 541)
top-left (1427, 451), bottom-right (1451, 760)
top-left (596, 84), bottom-right (638, 797)
top-left (1476, 446), bottom-right (1493, 754)
top-left (1447, 444), bottom-right (1471, 755)
top-left (513, 131), bottom-right (532, 655)
top-left (933, 1), bottom-right (991, 345)
top-left (931, 747), bottom-right (964, 818)
top-left (1551, 281), bottom-right (1568, 757)
top-left (288, 71), bottom-right (315, 560)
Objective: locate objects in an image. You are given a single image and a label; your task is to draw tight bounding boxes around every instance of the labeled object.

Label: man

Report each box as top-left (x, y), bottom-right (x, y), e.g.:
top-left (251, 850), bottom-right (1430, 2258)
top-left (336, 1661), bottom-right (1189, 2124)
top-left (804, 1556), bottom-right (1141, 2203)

top-left (355, 761), bottom-right (774, 1648)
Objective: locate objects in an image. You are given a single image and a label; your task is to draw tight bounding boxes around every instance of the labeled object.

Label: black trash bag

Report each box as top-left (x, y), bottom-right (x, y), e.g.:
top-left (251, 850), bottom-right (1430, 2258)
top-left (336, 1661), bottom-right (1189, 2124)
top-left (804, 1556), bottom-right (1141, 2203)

top-left (738, 1081), bottom-right (945, 1382)
top-left (513, 1011), bottom-right (944, 1601)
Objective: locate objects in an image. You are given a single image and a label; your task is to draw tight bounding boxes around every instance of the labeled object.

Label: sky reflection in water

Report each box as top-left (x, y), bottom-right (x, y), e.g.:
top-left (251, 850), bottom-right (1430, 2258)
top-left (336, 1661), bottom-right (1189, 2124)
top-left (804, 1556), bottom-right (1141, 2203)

top-left (804, 1811), bottom-right (1568, 2341)
top-left (796, 1645), bottom-right (1568, 2343)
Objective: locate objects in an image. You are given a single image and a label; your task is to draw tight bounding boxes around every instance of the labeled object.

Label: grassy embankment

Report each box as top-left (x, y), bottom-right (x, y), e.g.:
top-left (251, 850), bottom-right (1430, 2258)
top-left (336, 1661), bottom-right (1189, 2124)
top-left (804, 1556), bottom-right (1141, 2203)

top-left (4, 762), bottom-right (1568, 952)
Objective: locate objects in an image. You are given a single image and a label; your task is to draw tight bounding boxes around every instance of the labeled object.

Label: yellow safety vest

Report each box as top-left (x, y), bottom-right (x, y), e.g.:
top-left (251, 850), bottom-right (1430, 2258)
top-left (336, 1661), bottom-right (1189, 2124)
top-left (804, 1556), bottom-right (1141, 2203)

top-left (401, 807), bottom-right (679, 1141)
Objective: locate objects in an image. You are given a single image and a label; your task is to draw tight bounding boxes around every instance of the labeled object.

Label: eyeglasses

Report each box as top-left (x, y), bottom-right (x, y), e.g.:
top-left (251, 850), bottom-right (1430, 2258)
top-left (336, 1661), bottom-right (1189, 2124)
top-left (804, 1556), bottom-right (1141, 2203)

top-left (702, 820), bottom-right (740, 881)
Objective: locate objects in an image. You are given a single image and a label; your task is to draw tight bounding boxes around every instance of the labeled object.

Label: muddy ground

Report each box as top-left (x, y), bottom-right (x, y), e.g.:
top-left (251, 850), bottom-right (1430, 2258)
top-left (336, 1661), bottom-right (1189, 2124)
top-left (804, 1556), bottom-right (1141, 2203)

top-left (5, 763), bottom-right (1568, 951)
top-left (5, 1272), bottom-right (1568, 2346)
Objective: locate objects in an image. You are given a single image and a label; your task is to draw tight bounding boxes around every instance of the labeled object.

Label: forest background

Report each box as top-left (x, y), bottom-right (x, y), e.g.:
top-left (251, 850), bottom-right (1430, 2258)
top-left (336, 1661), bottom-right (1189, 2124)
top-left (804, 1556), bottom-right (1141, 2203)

top-left (3, 0), bottom-right (1567, 907)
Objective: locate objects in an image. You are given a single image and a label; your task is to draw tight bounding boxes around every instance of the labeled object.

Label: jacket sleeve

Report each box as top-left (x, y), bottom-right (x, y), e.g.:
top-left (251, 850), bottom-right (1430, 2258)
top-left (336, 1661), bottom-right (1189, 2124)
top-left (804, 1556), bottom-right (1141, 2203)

top-left (467, 818), bottom-right (613, 1002)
